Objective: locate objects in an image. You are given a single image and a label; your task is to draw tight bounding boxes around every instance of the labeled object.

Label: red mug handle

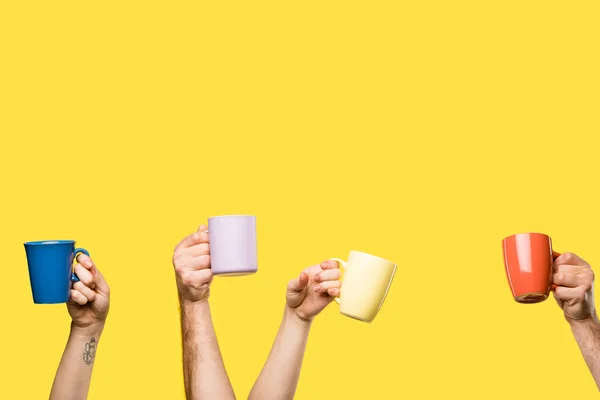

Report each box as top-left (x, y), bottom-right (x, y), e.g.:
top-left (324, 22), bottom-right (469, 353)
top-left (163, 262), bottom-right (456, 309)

top-left (550, 251), bottom-right (561, 291)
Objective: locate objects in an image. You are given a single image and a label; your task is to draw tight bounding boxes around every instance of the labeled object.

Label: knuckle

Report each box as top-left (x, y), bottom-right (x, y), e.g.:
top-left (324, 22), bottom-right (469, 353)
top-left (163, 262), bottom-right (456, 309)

top-left (562, 252), bottom-right (575, 262)
top-left (172, 252), bottom-right (182, 265)
top-left (555, 273), bottom-right (564, 282)
top-left (174, 264), bottom-right (185, 275)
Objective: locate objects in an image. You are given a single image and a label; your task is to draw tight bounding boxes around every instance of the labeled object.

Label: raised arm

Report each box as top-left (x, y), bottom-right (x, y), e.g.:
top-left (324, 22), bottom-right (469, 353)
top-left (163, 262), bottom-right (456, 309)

top-left (173, 225), bottom-right (236, 400)
top-left (553, 252), bottom-right (600, 389)
top-left (50, 254), bottom-right (110, 400)
top-left (249, 260), bottom-right (341, 400)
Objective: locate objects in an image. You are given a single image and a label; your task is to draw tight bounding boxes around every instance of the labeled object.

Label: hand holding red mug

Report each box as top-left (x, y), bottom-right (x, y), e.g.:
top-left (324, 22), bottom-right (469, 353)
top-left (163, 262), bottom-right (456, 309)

top-left (553, 252), bottom-right (596, 322)
top-left (503, 233), bottom-right (596, 317)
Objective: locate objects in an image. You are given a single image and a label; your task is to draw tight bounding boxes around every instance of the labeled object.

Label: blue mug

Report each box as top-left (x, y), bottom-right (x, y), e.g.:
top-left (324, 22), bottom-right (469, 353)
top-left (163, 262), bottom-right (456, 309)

top-left (24, 240), bottom-right (90, 304)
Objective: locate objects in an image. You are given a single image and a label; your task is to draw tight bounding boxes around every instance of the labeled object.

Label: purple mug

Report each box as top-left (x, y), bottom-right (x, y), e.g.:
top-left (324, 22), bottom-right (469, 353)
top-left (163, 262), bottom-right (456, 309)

top-left (208, 215), bottom-right (257, 276)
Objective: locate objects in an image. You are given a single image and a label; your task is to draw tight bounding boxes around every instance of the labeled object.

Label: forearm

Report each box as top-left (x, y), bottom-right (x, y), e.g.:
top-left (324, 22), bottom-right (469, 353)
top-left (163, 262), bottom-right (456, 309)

top-left (181, 301), bottom-right (235, 400)
top-left (571, 316), bottom-right (600, 390)
top-left (249, 307), bottom-right (312, 400)
top-left (50, 323), bottom-right (104, 400)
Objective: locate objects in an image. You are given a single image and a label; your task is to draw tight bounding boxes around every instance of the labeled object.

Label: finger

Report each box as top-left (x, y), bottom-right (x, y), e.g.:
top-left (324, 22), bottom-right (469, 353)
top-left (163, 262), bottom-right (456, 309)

top-left (314, 279), bottom-right (342, 293)
top-left (187, 243), bottom-right (210, 258)
top-left (73, 282), bottom-right (97, 302)
top-left (555, 252), bottom-right (588, 267)
top-left (69, 289), bottom-right (88, 305)
top-left (320, 260), bottom-right (340, 270)
top-left (314, 268), bottom-right (341, 283)
top-left (327, 287), bottom-right (340, 297)
top-left (185, 255), bottom-right (211, 271)
top-left (288, 272), bottom-right (309, 292)
top-left (175, 230), bottom-right (209, 251)
top-left (198, 224), bottom-right (208, 233)
top-left (554, 286), bottom-right (587, 304)
top-left (74, 264), bottom-right (95, 289)
top-left (181, 268), bottom-right (213, 288)
top-left (553, 267), bottom-right (589, 288)
top-left (76, 253), bottom-right (94, 269)
top-left (91, 266), bottom-right (110, 295)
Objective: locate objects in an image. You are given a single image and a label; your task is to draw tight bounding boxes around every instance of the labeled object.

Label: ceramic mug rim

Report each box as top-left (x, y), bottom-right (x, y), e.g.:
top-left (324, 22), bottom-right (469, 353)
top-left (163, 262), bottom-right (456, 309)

top-left (24, 240), bottom-right (76, 246)
top-left (502, 232), bottom-right (550, 242)
top-left (349, 250), bottom-right (396, 267)
top-left (208, 215), bottom-right (255, 220)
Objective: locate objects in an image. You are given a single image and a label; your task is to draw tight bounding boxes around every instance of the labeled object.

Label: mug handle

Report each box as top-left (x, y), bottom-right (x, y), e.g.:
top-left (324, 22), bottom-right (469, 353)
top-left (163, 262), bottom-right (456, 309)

top-left (329, 258), bottom-right (346, 305)
top-left (550, 251), bottom-right (561, 291)
top-left (72, 248), bottom-right (90, 283)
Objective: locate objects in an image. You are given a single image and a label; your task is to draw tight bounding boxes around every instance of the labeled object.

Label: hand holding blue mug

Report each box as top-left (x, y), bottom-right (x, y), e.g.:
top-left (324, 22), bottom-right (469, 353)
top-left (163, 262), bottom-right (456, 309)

top-left (66, 252), bottom-right (110, 331)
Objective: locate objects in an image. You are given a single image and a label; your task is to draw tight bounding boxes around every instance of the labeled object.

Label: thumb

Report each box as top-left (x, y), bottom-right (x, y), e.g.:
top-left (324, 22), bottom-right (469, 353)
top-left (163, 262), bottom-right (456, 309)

top-left (199, 224), bottom-right (208, 232)
top-left (288, 272), bottom-right (309, 292)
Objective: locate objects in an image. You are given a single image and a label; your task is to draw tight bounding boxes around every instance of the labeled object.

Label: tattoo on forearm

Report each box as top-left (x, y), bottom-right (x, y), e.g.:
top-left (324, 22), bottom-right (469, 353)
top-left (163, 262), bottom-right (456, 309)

top-left (83, 338), bottom-right (97, 366)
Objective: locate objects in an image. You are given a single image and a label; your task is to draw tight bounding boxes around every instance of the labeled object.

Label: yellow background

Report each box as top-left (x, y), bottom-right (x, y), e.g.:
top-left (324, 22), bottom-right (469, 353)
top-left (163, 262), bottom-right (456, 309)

top-left (1, 1), bottom-right (599, 399)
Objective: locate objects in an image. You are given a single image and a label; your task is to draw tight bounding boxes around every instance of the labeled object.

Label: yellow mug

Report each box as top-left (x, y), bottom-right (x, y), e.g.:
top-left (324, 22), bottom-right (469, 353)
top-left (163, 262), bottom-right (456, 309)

top-left (331, 250), bottom-right (397, 323)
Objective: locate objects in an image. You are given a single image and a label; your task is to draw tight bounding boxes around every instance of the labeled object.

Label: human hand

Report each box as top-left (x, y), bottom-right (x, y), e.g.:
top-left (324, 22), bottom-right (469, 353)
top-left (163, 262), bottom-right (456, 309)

top-left (173, 225), bottom-right (213, 305)
top-left (67, 254), bottom-right (110, 331)
top-left (286, 260), bottom-right (341, 322)
top-left (553, 252), bottom-right (596, 323)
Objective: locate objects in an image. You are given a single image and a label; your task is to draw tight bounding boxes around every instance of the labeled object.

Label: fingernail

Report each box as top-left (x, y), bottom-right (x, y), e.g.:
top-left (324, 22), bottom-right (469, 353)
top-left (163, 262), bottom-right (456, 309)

top-left (86, 261), bottom-right (93, 268)
top-left (313, 285), bottom-right (321, 292)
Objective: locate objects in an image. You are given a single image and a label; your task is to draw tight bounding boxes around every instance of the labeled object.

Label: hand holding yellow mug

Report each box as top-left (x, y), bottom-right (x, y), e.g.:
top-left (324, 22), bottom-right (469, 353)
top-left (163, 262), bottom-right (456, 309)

top-left (330, 251), bottom-right (397, 323)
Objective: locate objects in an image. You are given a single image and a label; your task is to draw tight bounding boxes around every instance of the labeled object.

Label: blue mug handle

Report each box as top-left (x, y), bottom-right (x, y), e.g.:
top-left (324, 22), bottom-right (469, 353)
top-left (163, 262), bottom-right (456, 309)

top-left (72, 248), bottom-right (90, 283)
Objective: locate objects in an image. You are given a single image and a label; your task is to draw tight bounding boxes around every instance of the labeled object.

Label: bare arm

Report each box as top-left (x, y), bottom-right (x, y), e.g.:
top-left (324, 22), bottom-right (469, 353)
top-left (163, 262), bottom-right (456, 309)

top-left (181, 301), bottom-right (236, 400)
top-left (173, 225), bottom-right (235, 400)
top-left (50, 324), bottom-right (104, 400)
top-left (50, 253), bottom-right (110, 400)
top-left (570, 317), bottom-right (600, 389)
top-left (249, 261), bottom-right (341, 400)
top-left (553, 252), bottom-right (599, 389)
top-left (248, 308), bottom-right (311, 400)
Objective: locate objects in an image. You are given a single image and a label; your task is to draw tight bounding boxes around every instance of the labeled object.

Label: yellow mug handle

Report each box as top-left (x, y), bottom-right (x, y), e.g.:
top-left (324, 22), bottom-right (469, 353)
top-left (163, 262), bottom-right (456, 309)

top-left (329, 258), bottom-right (346, 305)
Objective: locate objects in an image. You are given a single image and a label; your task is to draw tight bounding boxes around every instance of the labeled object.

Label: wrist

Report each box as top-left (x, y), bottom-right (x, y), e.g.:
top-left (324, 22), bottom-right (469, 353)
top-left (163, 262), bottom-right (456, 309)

top-left (285, 305), bottom-right (313, 327)
top-left (569, 313), bottom-right (598, 324)
top-left (180, 298), bottom-right (210, 316)
top-left (568, 313), bottom-right (599, 329)
top-left (178, 291), bottom-right (210, 307)
top-left (70, 321), bottom-right (105, 338)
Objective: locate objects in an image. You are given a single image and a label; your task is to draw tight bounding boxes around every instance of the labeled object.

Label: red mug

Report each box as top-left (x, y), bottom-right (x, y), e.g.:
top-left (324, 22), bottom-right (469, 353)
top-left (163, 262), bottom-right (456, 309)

top-left (502, 233), bottom-right (561, 304)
